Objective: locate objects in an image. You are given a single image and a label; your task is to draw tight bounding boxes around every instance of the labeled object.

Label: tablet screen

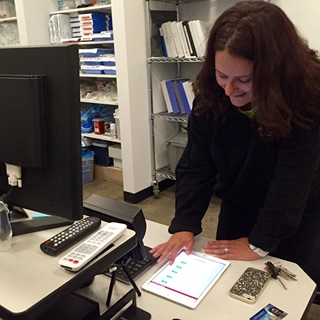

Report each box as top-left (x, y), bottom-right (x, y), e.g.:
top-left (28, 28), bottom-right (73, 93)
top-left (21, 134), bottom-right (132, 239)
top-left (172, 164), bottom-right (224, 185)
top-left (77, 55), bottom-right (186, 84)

top-left (142, 250), bottom-right (230, 309)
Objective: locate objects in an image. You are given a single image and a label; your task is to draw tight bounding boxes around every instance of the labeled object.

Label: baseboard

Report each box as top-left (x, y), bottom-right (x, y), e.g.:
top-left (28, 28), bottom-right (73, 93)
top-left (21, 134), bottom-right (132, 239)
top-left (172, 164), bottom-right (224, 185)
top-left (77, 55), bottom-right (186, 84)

top-left (123, 179), bottom-right (175, 204)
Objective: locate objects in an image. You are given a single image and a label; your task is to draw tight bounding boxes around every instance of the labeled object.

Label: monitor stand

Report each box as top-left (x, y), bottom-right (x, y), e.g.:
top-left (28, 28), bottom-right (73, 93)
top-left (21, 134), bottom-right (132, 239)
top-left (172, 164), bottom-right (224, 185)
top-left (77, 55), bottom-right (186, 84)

top-left (11, 216), bottom-right (73, 236)
top-left (8, 204), bottom-right (29, 218)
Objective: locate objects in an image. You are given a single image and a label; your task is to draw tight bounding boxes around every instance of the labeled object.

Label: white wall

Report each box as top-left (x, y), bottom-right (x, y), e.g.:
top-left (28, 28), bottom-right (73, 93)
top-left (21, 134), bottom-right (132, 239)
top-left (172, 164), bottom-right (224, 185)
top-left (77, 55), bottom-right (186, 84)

top-left (181, 0), bottom-right (320, 51)
top-left (273, 0), bottom-right (320, 51)
top-left (15, 0), bottom-right (58, 45)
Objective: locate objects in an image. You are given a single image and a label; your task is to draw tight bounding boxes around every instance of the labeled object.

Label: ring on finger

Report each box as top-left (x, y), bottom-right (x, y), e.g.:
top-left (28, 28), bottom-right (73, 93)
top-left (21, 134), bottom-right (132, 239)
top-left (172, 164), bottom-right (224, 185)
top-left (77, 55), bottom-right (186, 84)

top-left (223, 247), bottom-right (230, 254)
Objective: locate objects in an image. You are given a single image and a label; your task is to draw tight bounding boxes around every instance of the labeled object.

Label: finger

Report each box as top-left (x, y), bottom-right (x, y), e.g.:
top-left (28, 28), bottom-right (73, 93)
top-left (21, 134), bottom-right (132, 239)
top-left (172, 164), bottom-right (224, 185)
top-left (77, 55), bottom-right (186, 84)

top-left (156, 244), bottom-right (177, 263)
top-left (185, 240), bottom-right (193, 255)
top-left (168, 246), bottom-right (183, 265)
top-left (150, 243), bottom-right (173, 260)
top-left (149, 245), bottom-right (160, 254)
top-left (206, 240), bottom-right (230, 247)
top-left (150, 246), bottom-right (164, 258)
top-left (204, 243), bottom-right (233, 256)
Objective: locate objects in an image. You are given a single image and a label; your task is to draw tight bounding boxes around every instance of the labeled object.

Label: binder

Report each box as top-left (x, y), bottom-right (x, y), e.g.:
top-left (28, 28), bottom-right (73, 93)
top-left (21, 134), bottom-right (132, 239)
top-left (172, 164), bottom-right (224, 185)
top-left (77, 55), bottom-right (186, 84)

top-left (165, 80), bottom-right (180, 113)
top-left (161, 21), bottom-right (177, 58)
top-left (193, 20), bottom-right (209, 57)
top-left (177, 80), bottom-right (192, 115)
top-left (160, 22), bottom-right (173, 57)
top-left (160, 80), bottom-right (173, 113)
top-left (173, 79), bottom-right (188, 114)
top-left (159, 26), bottom-right (168, 57)
top-left (189, 20), bottom-right (201, 57)
top-left (182, 81), bottom-right (195, 112)
top-left (169, 21), bottom-right (184, 58)
top-left (183, 21), bottom-right (196, 57)
top-left (176, 21), bottom-right (191, 57)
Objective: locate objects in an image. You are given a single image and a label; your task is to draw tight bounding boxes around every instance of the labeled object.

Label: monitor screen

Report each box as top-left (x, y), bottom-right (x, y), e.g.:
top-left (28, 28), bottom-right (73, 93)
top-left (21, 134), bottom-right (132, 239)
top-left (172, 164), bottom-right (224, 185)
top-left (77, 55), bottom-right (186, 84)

top-left (0, 45), bottom-right (83, 231)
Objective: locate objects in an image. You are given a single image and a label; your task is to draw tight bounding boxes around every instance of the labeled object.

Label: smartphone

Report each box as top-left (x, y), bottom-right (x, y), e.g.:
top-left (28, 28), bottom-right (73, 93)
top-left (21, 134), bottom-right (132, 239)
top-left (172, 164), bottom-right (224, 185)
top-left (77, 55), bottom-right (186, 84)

top-left (229, 267), bottom-right (271, 304)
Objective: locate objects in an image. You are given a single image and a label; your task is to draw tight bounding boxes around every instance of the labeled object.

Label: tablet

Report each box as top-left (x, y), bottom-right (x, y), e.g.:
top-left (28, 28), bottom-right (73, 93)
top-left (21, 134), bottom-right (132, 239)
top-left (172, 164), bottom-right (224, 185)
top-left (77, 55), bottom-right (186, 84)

top-left (142, 250), bottom-right (230, 309)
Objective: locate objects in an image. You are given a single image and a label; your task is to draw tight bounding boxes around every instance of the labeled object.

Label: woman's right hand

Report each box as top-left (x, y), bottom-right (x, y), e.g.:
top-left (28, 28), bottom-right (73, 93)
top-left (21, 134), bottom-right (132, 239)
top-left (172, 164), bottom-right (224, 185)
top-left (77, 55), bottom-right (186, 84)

top-left (150, 231), bottom-right (195, 265)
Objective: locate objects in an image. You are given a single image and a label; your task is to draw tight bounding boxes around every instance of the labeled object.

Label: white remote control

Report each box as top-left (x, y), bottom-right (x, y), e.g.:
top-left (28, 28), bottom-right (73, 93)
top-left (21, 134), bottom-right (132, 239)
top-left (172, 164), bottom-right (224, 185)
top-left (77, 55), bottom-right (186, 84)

top-left (59, 222), bottom-right (127, 272)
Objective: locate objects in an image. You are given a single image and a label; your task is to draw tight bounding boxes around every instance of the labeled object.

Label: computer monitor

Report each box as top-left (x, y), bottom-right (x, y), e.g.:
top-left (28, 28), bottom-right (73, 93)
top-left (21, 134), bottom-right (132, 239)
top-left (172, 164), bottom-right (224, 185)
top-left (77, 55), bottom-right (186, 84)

top-left (0, 45), bottom-right (83, 234)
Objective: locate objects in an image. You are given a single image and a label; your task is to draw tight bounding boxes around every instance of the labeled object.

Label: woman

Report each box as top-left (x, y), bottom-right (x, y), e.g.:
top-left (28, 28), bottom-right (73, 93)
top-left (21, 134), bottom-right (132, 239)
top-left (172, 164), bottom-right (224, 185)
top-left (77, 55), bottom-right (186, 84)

top-left (150, 1), bottom-right (320, 289)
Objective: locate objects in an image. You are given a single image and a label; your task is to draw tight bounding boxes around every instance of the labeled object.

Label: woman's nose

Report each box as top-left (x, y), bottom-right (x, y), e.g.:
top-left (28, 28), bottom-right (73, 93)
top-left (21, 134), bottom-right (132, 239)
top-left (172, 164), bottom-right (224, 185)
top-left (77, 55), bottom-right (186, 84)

top-left (224, 80), bottom-right (235, 96)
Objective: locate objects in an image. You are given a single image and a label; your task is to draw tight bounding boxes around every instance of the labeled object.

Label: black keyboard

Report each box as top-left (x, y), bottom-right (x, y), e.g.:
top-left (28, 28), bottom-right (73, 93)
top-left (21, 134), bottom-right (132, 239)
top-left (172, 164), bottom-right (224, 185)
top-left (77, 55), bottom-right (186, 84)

top-left (107, 246), bottom-right (157, 285)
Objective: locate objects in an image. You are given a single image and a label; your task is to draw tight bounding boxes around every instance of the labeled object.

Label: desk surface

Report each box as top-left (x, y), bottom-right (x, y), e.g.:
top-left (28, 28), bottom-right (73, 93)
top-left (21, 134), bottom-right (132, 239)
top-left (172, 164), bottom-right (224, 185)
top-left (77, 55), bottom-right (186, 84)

top-left (78, 220), bottom-right (316, 320)
top-left (0, 220), bottom-right (136, 320)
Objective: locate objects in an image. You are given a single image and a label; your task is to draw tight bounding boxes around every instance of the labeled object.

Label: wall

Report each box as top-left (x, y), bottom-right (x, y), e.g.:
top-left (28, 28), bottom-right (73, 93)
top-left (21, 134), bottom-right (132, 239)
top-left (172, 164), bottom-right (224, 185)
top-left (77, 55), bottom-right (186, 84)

top-left (15, 0), bottom-right (57, 45)
top-left (274, 0), bottom-right (320, 51)
top-left (180, 0), bottom-right (320, 51)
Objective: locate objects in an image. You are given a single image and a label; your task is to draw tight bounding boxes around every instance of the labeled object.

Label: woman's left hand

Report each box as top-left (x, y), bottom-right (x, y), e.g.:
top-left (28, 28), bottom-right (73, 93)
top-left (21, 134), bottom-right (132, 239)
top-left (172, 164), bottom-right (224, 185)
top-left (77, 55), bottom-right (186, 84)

top-left (203, 237), bottom-right (261, 260)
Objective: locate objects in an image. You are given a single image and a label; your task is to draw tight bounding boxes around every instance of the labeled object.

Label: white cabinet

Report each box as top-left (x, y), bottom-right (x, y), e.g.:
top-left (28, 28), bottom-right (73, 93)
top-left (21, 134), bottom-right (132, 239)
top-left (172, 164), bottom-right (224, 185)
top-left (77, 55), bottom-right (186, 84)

top-left (51, 1), bottom-right (152, 203)
top-left (50, 4), bottom-right (121, 144)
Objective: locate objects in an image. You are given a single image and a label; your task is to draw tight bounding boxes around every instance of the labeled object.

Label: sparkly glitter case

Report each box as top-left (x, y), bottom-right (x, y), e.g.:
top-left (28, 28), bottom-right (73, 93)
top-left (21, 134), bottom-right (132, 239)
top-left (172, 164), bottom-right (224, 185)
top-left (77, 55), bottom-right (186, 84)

top-left (229, 267), bottom-right (271, 304)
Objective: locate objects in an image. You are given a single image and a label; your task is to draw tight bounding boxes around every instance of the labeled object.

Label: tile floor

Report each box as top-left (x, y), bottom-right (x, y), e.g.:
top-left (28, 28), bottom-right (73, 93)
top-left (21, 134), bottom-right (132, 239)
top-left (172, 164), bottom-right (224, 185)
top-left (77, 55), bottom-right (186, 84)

top-left (83, 180), bottom-right (320, 319)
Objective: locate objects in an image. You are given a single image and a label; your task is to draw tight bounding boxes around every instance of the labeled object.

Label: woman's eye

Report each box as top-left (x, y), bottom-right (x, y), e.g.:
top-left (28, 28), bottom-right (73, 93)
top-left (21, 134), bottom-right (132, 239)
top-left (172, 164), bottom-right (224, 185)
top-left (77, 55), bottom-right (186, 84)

top-left (217, 72), bottom-right (227, 79)
top-left (238, 77), bottom-right (252, 83)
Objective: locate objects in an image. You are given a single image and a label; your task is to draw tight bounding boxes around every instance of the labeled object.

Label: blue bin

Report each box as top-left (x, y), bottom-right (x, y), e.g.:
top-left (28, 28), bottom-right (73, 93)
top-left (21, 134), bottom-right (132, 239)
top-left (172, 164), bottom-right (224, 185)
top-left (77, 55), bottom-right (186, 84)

top-left (82, 150), bottom-right (94, 183)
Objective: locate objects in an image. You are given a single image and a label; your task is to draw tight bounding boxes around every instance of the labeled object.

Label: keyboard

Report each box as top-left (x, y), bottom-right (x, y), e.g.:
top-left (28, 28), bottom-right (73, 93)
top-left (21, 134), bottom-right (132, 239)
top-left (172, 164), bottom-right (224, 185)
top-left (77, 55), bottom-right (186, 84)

top-left (107, 246), bottom-right (157, 285)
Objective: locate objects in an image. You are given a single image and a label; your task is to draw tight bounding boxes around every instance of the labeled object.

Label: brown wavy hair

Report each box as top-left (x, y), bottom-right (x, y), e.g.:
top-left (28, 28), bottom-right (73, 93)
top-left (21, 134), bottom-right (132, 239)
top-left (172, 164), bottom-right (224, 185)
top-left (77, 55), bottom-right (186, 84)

top-left (194, 1), bottom-right (320, 139)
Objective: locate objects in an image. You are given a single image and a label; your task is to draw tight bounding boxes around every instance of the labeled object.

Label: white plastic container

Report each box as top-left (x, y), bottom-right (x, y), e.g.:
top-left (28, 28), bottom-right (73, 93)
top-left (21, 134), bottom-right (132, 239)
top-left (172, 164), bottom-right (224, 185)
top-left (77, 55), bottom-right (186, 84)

top-left (57, 0), bottom-right (75, 10)
top-left (0, 201), bottom-right (12, 251)
top-left (113, 115), bottom-right (120, 140)
top-left (166, 132), bottom-right (188, 173)
top-left (0, 1), bottom-right (16, 19)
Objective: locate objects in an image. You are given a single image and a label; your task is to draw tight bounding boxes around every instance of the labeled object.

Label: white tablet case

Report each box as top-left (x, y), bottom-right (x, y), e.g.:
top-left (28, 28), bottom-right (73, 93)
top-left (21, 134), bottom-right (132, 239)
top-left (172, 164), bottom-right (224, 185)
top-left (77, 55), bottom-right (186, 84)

top-left (142, 250), bottom-right (230, 309)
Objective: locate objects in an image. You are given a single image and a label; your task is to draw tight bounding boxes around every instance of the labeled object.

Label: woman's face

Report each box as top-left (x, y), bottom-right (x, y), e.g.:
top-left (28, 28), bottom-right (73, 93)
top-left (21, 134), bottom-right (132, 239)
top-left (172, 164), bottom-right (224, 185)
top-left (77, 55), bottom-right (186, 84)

top-left (215, 50), bottom-right (253, 108)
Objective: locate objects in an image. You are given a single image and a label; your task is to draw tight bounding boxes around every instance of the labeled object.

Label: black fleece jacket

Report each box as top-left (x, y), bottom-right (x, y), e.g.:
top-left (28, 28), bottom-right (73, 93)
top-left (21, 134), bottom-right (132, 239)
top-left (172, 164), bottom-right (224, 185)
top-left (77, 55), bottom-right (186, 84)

top-left (169, 106), bottom-right (320, 253)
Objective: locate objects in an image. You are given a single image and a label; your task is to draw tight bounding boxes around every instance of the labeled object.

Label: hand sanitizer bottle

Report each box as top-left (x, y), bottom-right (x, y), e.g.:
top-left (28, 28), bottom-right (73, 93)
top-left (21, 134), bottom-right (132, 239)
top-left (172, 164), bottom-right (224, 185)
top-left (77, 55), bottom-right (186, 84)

top-left (0, 201), bottom-right (12, 251)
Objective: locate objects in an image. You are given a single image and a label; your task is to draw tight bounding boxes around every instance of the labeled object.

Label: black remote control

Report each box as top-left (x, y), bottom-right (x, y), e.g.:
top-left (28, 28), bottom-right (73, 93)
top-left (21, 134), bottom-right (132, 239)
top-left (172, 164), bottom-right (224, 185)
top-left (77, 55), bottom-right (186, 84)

top-left (40, 216), bottom-right (101, 256)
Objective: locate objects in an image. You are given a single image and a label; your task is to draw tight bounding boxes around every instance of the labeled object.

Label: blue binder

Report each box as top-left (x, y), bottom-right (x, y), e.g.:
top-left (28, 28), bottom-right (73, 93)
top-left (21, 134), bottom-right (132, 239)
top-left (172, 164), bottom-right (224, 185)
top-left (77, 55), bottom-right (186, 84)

top-left (177, 80), bottom-right (191, 115)
top-left (165, 80), bottom-right (180, 114)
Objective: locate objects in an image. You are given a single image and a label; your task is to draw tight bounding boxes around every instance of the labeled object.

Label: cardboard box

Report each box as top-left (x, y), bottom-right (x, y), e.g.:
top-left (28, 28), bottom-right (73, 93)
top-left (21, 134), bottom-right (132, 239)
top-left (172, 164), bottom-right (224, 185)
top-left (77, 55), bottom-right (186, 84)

top-left (94, 165), bottom-right (123, 185)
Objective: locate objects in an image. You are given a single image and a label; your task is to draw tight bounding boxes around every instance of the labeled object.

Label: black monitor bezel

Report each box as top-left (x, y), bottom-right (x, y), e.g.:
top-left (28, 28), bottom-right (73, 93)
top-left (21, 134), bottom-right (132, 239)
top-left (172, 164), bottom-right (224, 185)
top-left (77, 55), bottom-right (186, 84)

top-left (0, 45), bottom-right (83, 222)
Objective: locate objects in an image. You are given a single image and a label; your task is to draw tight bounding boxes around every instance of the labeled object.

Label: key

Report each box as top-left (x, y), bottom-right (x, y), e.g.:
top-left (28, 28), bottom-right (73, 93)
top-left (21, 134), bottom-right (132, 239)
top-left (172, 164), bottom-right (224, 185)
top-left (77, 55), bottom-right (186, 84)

top-left (277, 269), bottom-right (292, 281)
top-left (279, 267), bottom-right (297, 280)
top-left (274, 262), bottom-right (297, 281)
top-left (278, 268), bottom-right (298, 281)
top-left (265, 262), bottom-right (287, 290)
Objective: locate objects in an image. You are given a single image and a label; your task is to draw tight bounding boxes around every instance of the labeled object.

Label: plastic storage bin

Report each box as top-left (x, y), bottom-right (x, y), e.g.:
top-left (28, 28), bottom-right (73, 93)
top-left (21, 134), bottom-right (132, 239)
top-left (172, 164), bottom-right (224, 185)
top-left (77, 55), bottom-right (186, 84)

top-left (166, 132), bottom-right (188, 173)
top-left (92, 141), bottom-right (113, 166)
top-left (108, 144), bottom-right (122, 168)
top-left (82, 150), bottom-right (94, 183)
